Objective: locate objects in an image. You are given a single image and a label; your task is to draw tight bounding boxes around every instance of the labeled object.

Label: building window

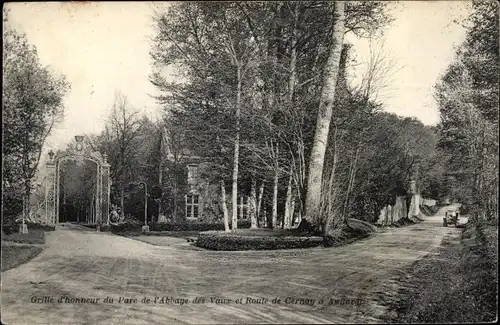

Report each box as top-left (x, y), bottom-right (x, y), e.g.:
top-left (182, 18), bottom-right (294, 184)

top-left (187, 164), bottom-right (199, 187)
top-left (185, 194), bottom-right (200, 219)
top-left (237, 196), bottom-right (249, 219)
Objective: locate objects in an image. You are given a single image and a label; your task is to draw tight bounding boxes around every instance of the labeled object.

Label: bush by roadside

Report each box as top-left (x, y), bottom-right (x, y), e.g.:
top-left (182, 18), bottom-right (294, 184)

top-left (393, 217), bottom-right (419, 227)
top-left (196, 230), bottom-right (323, 251)
top-left (2, 222), bottom-right (55, 235)
top-left (324, 218), bottom-right (377, 247)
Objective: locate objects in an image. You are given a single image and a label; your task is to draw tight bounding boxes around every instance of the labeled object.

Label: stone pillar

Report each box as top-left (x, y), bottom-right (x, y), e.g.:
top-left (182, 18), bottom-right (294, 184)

top-left (383, 206), bottom-right (389, 226)
top-left (46, 160), bottom-right (56, 225)
top-left (395, 196), bottom-right (406, 222)
top-left (377, 206), bottom-right (386, 225)
top-left (408, 180), bottom-right (420, 219)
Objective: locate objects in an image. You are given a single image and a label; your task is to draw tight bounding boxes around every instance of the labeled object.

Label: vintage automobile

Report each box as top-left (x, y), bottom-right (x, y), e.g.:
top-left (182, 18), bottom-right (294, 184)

top-left (443, 209), bottom-right (459, 227)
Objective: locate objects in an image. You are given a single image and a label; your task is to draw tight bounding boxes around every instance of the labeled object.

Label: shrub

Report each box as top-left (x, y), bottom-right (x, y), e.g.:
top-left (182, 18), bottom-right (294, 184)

top-left (100, 224), bottom-right (112, 232)
top-left (346, 218), bottom-right (377, 233)
top-left (109, 221), bottom-right (142, 233)
top-left (323, 218), bottom-right (376, 247)
top-left (25, 222), bottom-right (56, 232)
top-left (393, 217), bottom-right (417, 227)
top-left (196, 231), bottom-right (323, 251)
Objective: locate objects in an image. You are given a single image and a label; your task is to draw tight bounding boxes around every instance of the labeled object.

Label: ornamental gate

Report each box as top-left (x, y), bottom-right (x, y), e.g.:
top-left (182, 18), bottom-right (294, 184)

top-left (45, 136), bottom-right (111, 225)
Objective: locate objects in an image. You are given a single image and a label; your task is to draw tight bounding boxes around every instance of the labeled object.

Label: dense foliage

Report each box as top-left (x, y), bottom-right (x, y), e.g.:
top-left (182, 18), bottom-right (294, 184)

top-left (2, 9), bottom-right (70, 226)
top-left (11, 2), bottom-right (497, 232)
top-left (149, 1), bottom-right (440, 232)
top-left (435, 1), bottom-right (499, 220)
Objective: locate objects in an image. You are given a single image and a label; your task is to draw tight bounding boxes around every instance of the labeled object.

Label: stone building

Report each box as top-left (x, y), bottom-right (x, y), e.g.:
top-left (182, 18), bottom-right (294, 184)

top-left (160, 145), bottom-right (250, 224)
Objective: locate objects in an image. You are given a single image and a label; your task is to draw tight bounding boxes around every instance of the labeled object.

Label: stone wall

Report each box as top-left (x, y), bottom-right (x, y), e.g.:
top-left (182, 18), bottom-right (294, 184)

top-left (421, 198), bottom-right (436, 207)
top-left (407, 194), bottom-right (420, 219)
top-left (376, 196), bottom-right (408, 226)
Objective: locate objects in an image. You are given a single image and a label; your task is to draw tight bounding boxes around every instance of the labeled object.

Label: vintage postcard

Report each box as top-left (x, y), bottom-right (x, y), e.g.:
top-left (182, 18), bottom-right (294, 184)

top-left (2, 1), bottom-right (498, 324)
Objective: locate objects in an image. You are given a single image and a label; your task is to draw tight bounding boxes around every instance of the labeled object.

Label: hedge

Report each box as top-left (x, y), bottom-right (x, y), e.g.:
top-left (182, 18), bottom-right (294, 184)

top-left (196, 231), bottom-right (323, 251)
top-left (152, 220), bottom-right (252, 232)
top-left (2, 222), bottom-right (55, 235)
top-left (2, 229), bottom-right (46, 244)
top-left (95, 219), bottom-right (253, 233)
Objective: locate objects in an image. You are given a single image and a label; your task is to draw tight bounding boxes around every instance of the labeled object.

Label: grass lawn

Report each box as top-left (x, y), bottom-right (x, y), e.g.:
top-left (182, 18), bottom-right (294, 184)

top-left (1, 244), bottom-right (43, 271)
top-left (121, 230), bottom-right (200, 247)
top-left (2, 229), bottom-right (45, 245)
top-left (126, 235), bottom-right (191, 247)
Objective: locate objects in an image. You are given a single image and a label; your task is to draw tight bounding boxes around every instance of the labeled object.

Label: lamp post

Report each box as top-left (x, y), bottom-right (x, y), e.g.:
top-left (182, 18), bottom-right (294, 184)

top-left (74, 135), bottom-right (84, 152)
top-left (137, 181), bottom-right (149, 233)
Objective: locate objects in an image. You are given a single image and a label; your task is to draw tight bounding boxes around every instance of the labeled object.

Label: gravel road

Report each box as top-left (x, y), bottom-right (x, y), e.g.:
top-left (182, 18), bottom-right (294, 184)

top-left (1, 204), bottom-right (463, 324)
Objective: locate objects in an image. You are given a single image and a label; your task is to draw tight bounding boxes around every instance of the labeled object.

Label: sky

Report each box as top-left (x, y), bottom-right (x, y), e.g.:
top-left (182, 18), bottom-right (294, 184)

top-left (5, 1), bottom-right (472, 157)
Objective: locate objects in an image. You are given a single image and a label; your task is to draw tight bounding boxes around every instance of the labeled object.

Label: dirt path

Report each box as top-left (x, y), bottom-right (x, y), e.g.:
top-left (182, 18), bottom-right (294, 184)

top-left (1, 205), bottom-right (462, 324)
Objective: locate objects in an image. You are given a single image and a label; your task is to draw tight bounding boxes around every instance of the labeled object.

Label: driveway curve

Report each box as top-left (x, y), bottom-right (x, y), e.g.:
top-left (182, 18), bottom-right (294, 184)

top-left (1, 205), bottom-right (462, 324)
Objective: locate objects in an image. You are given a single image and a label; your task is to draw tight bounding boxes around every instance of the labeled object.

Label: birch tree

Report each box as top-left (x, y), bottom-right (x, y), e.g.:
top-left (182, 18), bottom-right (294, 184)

top-left (304, 1), bottom-right (346, 229)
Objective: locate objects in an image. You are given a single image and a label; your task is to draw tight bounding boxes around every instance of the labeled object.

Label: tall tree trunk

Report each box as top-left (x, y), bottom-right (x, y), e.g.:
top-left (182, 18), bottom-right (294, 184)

top-left (263, 206), bottom-right (268, 228)
top-left (257, 182), bottom-right (265, 227)
top-left (284, 168), bottom-right (293, 229)
top-left (284, 3), bottom-right (298, 230)
top-left (250, 177), bottom-right (257, 229)
top-left (120, 185), bottom-right (125, 214)
top-left (272, 170), bottom-right (279, 229)
top-left (158, 128), bottom-right (163, 218)
top-left (323, 126), bottom-right (339, 235)
top-left (172, 176), bottom-right (177, 223)
top-left (232, 65), bottom-right (242, 231)
top-left (304, 1), bottom-right (345, 227)
top-left (23, 192), bottom-right (28, 226)
top-left (288, 2), bottom-right (299, 103)
top-left (221, 180), bottom-right (230, 232)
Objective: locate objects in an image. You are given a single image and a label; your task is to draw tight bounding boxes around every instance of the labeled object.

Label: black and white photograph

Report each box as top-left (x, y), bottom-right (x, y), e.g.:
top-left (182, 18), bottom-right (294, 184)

top-left (1, 1), bottom-right (498, 324)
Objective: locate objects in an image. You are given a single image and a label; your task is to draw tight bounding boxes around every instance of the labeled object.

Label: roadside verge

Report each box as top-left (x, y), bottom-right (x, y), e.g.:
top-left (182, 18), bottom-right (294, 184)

top-left (381, 220), bottom-right (497, 323)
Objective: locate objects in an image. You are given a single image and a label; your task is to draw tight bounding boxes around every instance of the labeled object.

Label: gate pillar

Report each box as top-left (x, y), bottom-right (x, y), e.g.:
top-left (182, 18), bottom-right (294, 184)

top-left (46, 152), bottom-right (57, 225)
